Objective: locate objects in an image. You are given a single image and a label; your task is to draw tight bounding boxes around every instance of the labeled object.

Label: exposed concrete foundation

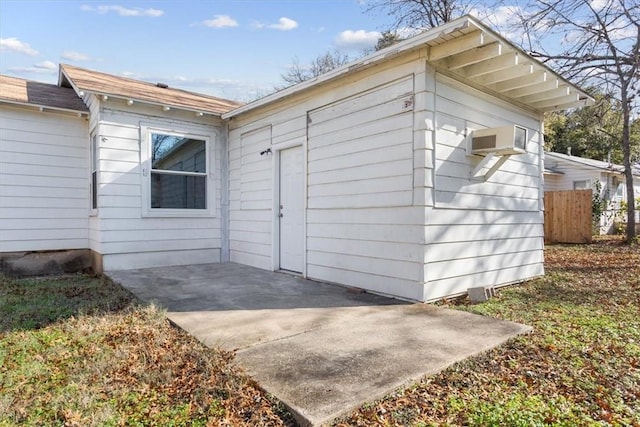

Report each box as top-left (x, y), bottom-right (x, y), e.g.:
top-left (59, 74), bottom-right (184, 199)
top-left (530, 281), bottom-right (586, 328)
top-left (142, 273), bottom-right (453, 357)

top-left (468, 286), bottom-right (496, 303)
top-left (0, 249), bottom-right (93, 277)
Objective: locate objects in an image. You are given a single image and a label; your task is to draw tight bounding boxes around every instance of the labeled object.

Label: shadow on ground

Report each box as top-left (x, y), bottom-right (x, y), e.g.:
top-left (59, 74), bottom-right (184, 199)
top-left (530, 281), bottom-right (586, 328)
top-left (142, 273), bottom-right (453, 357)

top-left (0, 274), bottom-right (135, 332)
top-left (110, 262), bottom-right (532, 427)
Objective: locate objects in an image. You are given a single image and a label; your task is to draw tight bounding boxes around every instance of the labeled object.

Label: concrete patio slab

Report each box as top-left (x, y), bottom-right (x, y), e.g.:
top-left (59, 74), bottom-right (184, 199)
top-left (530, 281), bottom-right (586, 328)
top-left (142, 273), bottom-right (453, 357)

top-left (109, 263), bottom-right (532, 427)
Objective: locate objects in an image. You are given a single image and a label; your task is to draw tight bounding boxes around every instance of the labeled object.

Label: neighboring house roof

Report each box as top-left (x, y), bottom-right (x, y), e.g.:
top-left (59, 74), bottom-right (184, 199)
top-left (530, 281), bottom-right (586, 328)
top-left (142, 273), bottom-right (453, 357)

top-left (224, 15), bottom-right (593, 119)
top-left (59, 64), bottom-right (242, 116)
top-left (545, 151), bottom-right (638, 176)
top-left (0, 74), bottom-right (89, 114)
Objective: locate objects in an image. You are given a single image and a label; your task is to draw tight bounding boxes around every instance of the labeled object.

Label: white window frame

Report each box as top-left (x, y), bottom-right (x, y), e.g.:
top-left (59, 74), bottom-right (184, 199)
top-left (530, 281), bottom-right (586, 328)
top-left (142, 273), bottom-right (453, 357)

top-left (573, 180), bottom-right (591, 190)
top-left (89, 132), bottom-right (98, 216)
top-left (140, 124), bottom-right (215, 218)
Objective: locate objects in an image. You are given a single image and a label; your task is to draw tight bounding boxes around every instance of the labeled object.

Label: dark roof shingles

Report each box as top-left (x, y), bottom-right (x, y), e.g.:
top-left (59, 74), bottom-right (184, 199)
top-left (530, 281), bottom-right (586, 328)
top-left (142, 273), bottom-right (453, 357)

top-left (0, 75), bottom-right (88, 112)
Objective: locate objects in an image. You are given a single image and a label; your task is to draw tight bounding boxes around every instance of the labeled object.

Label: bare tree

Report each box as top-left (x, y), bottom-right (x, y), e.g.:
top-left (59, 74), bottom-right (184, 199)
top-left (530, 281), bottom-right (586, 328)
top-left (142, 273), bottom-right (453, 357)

top-left (365, 0), bottom-right (476, 30)
top-left (279, 50), bottom-right (351, 88)
top-left (515, 0), bottom-right (639, 243)
top-left (375, 31), bottom-right (405, 50)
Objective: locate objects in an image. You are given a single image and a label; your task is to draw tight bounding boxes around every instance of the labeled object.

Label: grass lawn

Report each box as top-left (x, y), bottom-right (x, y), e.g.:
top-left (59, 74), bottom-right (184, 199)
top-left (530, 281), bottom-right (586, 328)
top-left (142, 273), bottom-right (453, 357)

top-left (1, 238), bottom-right (638, 426)
top-left (0, 274), bottom-right (294, 426)
top-left (337, 238), bottom-right (640, 426)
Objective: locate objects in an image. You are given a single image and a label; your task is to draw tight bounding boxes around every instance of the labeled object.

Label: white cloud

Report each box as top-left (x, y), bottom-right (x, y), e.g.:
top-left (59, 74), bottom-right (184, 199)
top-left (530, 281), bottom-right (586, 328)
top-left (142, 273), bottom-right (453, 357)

top-left (80, 5), bottom-right (164, 17)
top-left (0, 37), bottom-right (39, 56)
top-left (61, 51), bottom-right (92, 61)
top-left (255, 17), bottom-right (298, 31)
top-left (9, 60), bottom-right (57, 74)
top-left (203, 15), bottom-right (238, 28)
top-left (270, 17), bottom-right (298, 30)
top-left (335, 29), bottom-right (380, 50)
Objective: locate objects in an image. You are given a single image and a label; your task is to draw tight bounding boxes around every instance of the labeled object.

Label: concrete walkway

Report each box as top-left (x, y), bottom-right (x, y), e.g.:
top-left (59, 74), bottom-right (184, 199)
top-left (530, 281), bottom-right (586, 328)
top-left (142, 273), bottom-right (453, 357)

top-left (109, 263), bottom-right (531, 427)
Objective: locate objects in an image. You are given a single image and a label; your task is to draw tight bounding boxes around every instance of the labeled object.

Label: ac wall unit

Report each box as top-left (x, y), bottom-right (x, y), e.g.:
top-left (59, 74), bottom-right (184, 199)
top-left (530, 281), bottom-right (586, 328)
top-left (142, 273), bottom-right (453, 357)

top-left (470, 125), bottom-right (527, 155)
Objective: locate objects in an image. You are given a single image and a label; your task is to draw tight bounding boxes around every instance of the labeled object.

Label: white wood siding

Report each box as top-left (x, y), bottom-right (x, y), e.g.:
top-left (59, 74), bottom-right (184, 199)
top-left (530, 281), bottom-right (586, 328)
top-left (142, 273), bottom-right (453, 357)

top-left (0, 105), bottom-right (89, 252)
top-left (228, 53), bottom-right (546, 302)
top-left (307, 76), bottom-right (415, 209)
top-left (91, 104), bottom-right (223, 271)
top-left (228, 126), bottom-right (273, 269)
top-left (433, 77), bottom-right (541, 211)
top-left (423, 75), bottom-right (545, 301)
top-left (543, 174), bottom-right (563, 191)
top-left (229, 53), bottom-right (429, 300)
top-left (542, 159), bottom-right (602, 193)
top-left (306, 76), bottom-right (425, 299)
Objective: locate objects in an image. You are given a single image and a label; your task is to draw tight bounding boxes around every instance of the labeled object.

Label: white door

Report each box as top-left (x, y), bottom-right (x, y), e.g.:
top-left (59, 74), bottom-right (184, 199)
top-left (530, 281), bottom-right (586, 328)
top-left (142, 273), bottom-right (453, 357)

top-left (279, 146), bottom-right (304, 272)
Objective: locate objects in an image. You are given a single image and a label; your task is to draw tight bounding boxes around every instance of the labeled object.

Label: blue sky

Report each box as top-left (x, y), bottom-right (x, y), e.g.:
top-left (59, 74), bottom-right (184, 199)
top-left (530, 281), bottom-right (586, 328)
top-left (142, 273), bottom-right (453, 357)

top-left (2, 1), bottom-right (633, 104)
top-left (0, 0), bottom-right (397, 101)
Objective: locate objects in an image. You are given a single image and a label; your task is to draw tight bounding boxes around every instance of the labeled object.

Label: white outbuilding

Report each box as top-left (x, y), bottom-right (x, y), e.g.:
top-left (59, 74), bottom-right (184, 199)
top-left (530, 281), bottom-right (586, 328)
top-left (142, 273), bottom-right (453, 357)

top-left (0, 16), bottom-right (593, 301)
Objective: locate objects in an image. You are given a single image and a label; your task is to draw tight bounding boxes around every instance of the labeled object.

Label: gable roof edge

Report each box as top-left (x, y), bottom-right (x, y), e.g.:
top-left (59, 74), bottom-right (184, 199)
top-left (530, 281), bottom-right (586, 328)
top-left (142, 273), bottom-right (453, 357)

top-left (222, 17), bottom-right (474, 119)
top-left (545, 151), bottom-right (636, 176)
top-left (59, 64), bottom-right (242, 117)
top-left (223, 15), bottom-right (594, 119)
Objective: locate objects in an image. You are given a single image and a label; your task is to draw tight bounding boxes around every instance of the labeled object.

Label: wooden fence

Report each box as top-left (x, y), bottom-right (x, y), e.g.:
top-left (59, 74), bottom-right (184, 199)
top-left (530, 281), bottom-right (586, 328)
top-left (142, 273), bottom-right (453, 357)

top-left (544, 190), bottom-right (592, 244)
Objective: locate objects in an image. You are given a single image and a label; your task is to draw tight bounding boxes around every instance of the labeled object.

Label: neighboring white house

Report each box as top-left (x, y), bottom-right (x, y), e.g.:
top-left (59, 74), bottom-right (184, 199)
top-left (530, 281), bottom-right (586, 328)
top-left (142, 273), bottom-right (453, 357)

top-left (544, 151), bottom-right (640, 233)
top-left (0, 75), bottom-right (90, 253)
top-left (0, 16), bottom-right (594, 301)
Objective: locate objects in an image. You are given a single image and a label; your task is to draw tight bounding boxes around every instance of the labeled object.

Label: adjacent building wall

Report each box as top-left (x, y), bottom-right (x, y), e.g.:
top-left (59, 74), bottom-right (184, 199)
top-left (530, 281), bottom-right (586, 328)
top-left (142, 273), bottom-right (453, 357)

top-left (543, 155), bottom-right (640, 232)
top-left (0, 104), bottom-right (89, 252)
top-left (542, 159), bottom-right (604, 194)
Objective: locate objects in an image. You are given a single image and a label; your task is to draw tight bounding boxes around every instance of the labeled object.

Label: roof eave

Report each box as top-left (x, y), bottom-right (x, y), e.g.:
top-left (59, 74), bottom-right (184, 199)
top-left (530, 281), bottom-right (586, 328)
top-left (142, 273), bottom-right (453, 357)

top-left (0, 98), bottom-right (89, 116)
top-left (83, 90), bottom-right (225, 118)
top-left (543, 169), bottom-right (565, 176)
top-left (59, 64), bottom-right (235, 117)
top-left (545, 152), bottom-right (626, 174)
top-left (223, 15), bottom-right (594, 119)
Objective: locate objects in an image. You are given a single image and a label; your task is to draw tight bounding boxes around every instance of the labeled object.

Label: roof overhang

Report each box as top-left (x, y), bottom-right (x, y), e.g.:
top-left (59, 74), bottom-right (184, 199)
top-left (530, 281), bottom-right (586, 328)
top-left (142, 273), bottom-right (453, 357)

top-left (58, 68), bottom-right (205, 117)
top-left (545, 152), bottom-right (629, 175)
top-left (0, 98), bottom-right (88, 117)
top-left (224, 15), bottom-right (594, 119)
top-left (1, 74), bottom-right (89, 117)
top-left (58, 65), bottom-right (238, 118)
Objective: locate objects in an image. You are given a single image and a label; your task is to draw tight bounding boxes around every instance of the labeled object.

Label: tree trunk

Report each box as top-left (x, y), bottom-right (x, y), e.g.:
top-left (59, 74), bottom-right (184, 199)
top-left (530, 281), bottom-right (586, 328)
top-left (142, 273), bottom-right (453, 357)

top-left (620, 88), bottom-right (636, 244)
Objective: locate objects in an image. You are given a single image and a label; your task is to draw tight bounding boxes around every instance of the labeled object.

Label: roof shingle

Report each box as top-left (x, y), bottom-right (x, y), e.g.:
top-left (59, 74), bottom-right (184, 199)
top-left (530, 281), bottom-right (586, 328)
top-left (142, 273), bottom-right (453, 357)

top-left (60, 64), bottom-right (242, 115)
top-left (0, 75), bottom-right (89, 112)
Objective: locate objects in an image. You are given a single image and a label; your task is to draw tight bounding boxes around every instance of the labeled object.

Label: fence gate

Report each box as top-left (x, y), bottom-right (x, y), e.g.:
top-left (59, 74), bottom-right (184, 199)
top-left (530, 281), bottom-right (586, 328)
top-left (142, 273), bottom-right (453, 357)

top-left (544, 190), bottom-right (592, 244)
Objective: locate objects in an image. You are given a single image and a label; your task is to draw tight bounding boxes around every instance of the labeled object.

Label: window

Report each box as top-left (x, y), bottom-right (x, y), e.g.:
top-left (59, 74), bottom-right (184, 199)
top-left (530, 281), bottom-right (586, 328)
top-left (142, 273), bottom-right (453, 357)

top-left (142, 126), bottom-right (213, 216)
top-left (90, 133), bottom-right (98, 213)
top-left (573, 180), bottom-right (590, 190)
top-left (614, 182), bottom-right (624, 200)
top-left (514, 126), bottom-right (527, 152)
